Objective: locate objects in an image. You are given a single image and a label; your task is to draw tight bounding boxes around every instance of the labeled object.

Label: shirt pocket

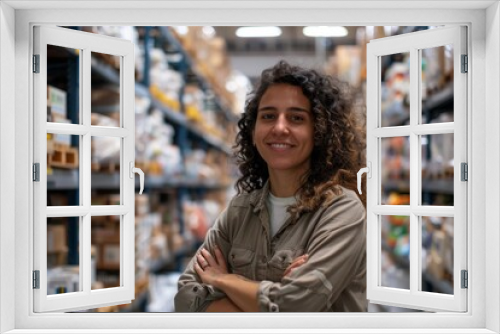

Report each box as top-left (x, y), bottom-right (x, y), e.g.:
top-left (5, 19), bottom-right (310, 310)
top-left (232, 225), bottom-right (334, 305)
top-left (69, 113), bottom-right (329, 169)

top-left (268, 249), bottom-right (304, 282)
top-left (228, 247), bottom-right (255, 278)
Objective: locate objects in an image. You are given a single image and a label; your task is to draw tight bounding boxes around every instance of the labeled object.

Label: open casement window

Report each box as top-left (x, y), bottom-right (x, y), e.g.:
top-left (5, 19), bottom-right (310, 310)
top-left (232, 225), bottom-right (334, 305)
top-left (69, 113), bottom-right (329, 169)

top-left (33, 26), bottom-right (141, 312)
top-left (365, 26), bottom-right (467, 312)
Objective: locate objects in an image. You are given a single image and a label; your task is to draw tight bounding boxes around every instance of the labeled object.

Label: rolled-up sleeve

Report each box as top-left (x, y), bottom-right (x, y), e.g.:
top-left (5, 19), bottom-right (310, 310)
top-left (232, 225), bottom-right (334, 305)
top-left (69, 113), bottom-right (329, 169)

top-left (174, 207), bottom-right (232, 312)
top-left (257, 195), bottom-right (366, 312)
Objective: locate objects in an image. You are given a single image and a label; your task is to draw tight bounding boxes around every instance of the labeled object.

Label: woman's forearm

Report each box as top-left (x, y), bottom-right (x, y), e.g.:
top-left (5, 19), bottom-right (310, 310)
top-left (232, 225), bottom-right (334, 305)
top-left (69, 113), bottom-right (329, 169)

top-left (205, 297), bottom-right (243, 312)
top-left (215, 274), bottom-right (260, 312)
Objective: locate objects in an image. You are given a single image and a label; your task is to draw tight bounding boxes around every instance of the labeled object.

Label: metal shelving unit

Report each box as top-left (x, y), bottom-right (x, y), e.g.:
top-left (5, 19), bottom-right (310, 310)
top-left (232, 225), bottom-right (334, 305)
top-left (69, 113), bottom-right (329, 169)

top-left (384, 179), bottom-right (453, 195)
top-left (90, 51), bottom-right (233, 155)
top-left (156, 26), bottom-right (239, 123)
top-left (48, 170), bottom-right (230, 190)
top-left (150, 98), bottom-right (232, 155)
top-left (47, 26), bottom-right (240, 311)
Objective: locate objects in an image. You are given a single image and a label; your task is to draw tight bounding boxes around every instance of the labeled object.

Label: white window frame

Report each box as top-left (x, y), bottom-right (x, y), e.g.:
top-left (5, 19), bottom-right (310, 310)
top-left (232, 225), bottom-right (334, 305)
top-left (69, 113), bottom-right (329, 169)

top-left (1, 1), bottom-right (499, 333)
top-left (366, 26), bottom-right (467, 312)
top-left (33, 25), bottom-right (136, 312)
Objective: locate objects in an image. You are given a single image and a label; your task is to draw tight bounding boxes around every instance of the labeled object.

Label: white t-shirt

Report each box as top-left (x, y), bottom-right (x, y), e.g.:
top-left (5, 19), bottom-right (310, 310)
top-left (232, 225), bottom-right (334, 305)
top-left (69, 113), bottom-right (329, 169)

top-left (266, 192), bottom-right (297, 237)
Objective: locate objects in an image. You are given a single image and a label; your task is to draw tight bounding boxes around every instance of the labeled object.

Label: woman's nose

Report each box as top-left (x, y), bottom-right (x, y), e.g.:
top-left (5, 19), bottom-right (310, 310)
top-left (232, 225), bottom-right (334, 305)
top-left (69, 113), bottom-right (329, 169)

top-left (272, 114), bottom-right (289, 133)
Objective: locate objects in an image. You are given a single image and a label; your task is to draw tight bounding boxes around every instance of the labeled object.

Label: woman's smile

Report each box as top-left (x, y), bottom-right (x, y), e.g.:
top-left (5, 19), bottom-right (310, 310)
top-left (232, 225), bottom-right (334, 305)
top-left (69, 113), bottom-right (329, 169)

top-left (267, 142), bottom-right (295, 151)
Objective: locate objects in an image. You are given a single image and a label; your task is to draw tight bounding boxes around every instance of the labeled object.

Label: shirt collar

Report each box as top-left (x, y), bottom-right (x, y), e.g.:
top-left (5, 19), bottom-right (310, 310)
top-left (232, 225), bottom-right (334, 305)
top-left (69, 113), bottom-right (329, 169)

top-left (250, 180), bottom-right (303, 225)
top-left (250, 179), bottom-right (270, 214)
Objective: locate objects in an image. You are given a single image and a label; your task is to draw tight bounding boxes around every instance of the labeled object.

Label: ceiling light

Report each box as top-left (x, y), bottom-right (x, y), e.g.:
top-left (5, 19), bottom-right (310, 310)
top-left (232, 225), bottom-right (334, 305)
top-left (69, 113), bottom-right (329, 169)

top-left (236, 26), bottom-right (282, 38)
top-left (303, 26), bottom-right (348, 38)
top-left (172, 26), bottom-right (188, 36)
top-left (202, 26), bottom-right (216, 38)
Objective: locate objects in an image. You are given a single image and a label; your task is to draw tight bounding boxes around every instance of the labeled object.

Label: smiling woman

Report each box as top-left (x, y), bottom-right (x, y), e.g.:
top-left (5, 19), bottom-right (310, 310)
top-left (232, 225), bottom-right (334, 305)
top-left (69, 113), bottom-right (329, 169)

top-left (174, 60), bottom-right (368, 312)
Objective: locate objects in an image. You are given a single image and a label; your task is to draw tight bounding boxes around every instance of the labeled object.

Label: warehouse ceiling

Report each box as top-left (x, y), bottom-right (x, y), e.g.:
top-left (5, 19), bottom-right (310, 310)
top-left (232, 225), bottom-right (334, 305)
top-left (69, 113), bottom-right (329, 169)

top-left (212, 26), bottom-right (360, 80)
top-left (213, 26), bottom-right (359, 54)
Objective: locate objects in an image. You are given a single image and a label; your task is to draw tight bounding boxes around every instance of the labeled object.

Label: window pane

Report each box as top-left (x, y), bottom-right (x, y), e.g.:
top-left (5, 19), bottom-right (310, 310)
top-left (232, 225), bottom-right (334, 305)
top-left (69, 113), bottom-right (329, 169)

top-left (91, 216), bottom-right (121, 290)
top-left (380, 52), bottom-right (410, 127)
top-left (381, 137), bottom-right (410, 205)
top-left (421, 45), bottom-right (454, 124)
top-left (47, 133), bottom-right (80, 204)
top-left (91, 52), bottom-right (121, 127)
top-left (381, 215), bottom-right (410, 290)
top-left (421, 134), bottom-right (454, 206)
top-left (421, 216), bottom-right (454, 294)
top-left (47, 217), bottom-right (80, 295)
top-left (47, 45), bottom-right (80, 125)
top-left (91, 136), bottom-right (121, 203)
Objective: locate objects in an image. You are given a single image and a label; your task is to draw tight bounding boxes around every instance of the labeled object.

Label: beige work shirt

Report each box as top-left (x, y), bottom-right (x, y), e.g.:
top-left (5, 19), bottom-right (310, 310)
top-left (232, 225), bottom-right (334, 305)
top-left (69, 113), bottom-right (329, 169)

top-left (174, 181), bottom-right (367, 312)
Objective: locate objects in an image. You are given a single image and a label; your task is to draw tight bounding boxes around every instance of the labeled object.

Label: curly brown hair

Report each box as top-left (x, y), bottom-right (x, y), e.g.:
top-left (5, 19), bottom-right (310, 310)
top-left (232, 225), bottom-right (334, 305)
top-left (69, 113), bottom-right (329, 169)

top-left (233, 60), bottom-right (366, 219)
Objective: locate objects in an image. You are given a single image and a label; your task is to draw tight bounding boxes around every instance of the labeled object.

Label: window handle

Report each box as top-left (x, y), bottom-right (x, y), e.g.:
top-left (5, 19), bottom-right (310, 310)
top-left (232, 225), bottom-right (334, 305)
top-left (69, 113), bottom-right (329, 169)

top-left (357, 162), bottom-right (371, 195)
top-left (129, 161), bottom-right (145, 194)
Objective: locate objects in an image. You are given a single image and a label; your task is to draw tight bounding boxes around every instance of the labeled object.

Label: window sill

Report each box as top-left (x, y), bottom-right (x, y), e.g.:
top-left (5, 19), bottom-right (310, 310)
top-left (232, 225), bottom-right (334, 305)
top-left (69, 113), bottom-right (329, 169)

top-left (3, 329), bottom-right (498, 334)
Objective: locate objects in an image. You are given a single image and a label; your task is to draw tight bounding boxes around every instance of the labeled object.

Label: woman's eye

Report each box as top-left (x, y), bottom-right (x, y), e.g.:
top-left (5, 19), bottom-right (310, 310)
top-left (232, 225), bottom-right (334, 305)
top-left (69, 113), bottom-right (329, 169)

top-left (261, 113), bottom-right (275, 120)
top-left (291, 115), bottom-right (304, 122)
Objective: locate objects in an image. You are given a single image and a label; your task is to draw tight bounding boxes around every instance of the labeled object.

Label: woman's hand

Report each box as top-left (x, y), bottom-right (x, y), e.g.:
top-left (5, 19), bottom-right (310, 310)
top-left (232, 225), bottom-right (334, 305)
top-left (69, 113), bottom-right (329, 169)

top-left (194, 246), bottom-right (228, 288)
top-left (283, 254), bottom-right (309, 277)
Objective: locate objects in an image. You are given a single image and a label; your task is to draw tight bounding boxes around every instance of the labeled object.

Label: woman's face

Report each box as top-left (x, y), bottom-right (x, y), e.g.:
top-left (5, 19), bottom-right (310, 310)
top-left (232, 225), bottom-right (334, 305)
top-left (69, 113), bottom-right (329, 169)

top-left (253, 83), bottom-right (314, 178)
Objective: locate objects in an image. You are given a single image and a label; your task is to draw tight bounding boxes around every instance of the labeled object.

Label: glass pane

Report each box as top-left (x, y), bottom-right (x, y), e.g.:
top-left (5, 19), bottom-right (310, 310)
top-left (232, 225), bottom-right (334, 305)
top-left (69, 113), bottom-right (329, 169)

top-left (421, 45), bottom-right (454, 124)
top-left (47, 133), bottom-right (80, 203)
top-left (91, 52), bottom-right (121, 127)
top-left (47, 45), bottom-right (80, 125)
top-left (47, 217), bottom-right (80, 295)
top-left (91, 136), bottom-right (121, 203)
top-left (421, 134), bottom-right (454, 206)
top-left (421, 216), bottom-right (454, 294)
top-left (91, 216), bottom-right (121, 290)
top-left (380, 52), bottom-right (410, 127)
top-left (381, 215), bottom-right (410, 290)
top-left (381, 137), bottom-right (410, 205)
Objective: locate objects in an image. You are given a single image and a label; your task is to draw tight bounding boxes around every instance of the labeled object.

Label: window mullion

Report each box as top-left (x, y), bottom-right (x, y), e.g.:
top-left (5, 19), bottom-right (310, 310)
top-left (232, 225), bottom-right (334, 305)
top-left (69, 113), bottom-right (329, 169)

top-left (409, 47), bottom-right (420, 294)
top-left (81, 214), bottom-right (91, 293)
top-left (82, 47), bottom-right (92, 295)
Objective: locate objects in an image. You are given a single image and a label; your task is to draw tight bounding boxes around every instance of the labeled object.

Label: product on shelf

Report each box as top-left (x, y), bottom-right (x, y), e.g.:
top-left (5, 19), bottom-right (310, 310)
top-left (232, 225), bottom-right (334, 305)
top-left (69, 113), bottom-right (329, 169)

top-left (183, 201), bottom-right (209, 242)
top-left (90, 115), bottom-right (121, 170)
top-left (91, 84), bottom-right (121, 119)
top-left (149, 48), bottom-right (183, 112)
top-left (48, 85), bottom-right (67, 120)
top-left (47, 224), bottom-right (68, 253)
top-left (326, 45), bottom-right (363, 88)
top-left (47, 134), bottom-right (79, 170)
top-left (147, 273), bottom-right (180, 312)
top-left (170, 27), bottom-right (241, 115)
top-left (47, 266), bottom-right (79, 295)
top-left (381, 59), bottom-right (410, 127)
top-left (423, 216), bottom-right (454, 283)
top-left (91, 216), bottom-right (121, 288)
top-left (135, 195), bottom-right (150, 217)
top-left (135, 95), bottom-right (152, 174)
top-left (141, 109), bottom-right (183, 177)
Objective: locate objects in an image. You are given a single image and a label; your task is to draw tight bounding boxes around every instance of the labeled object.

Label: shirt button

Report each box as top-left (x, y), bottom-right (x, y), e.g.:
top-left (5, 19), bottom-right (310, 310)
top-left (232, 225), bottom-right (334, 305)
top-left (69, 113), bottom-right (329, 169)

top-left (271, 305), bottom-right (278, 312)
top-left (261, 257), bottom-right (267, 263)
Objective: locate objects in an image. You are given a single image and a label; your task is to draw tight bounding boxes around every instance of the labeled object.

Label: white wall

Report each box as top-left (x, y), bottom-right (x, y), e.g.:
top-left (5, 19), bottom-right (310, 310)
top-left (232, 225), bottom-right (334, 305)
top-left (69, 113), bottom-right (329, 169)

top-left (485, 2), bottom-right (500, 333)
top-left (0, 2), bottom-right (16, 333)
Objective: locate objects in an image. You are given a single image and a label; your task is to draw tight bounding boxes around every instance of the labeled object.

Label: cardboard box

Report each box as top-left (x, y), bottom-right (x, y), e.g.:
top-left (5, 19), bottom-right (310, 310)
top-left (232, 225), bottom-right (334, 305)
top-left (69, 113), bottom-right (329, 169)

top-left (47, 224), bottom-right (67, 252)
top-left (48, 85), bottom-right (67, 117)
